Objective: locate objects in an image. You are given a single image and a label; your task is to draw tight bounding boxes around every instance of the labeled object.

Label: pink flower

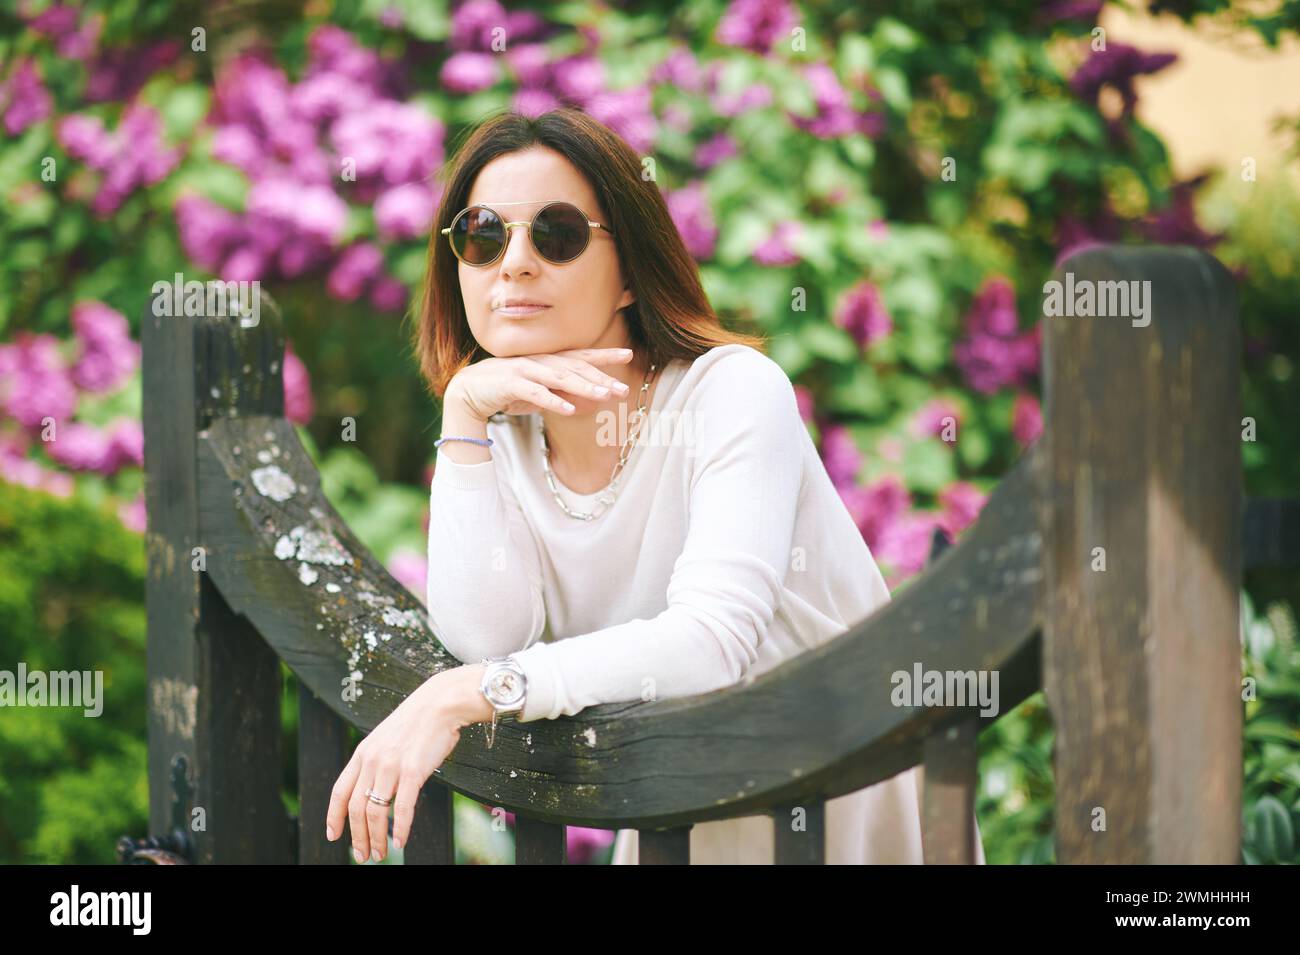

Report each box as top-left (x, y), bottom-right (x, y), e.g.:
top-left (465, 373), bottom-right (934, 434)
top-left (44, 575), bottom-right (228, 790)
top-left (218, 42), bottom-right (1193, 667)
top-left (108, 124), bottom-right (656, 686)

top-left (441, 52), bottom-right (500, 93)
top-left (248, 177), bottom-right (349, 246)
top-left (937, 481), bottom-right (987, 538)
top-left (506, 44), bottom-right (551, 87)
top-left (104, 419), bottom-right (144, 472)
top-left (789, 63), bottom-right (882, 140)
top-left (819, 424), bottom-right (862, 490)
top-left (652, 48), bottom-right (707, 93)
top-left (71, 301), bottom-right (139, 394)
top-left (834, 281), bottom-right (892, 350)
top-left (1012, 393), bottom-right (1043, 447)
top-left (953, 278), bottom-right (1039, 394)
top-left (716, 0), bottom-right (800, 54)
top-left (840, 475), bottom-right (910, 547)
top-left (512, 87), bottom-right (561, 118)
top-left (566, 826), bottom-right (616, 864)
top-left (754, 221), bottom-right (803, 266)
top-left (375, 183), bottom-right (436, 241)
top-left (911, 398), bottom-right (962, 440)
top-left (694, 133), bottom-right (737, 170)
top-left (387, 548), bottom-right (429, 601)
top-left (118, 493), bottom-right (147, 533)
top-left (0, 437), bottom-right (74, 497)
top-left (875, 511), bottom-right (944, 586)
top-left (551, 55), bottom-right (606, 102)
top-left (0, 333), bottom-right (77, 429)
top-left (327, 243), bottom-right (385, 301)
top-left (283, 345), bottom-right (315, 425)
top-left (46, 421), bottom-right (112, 472)
top-left (585, 85), bottom-right (657, 153)
top-left (2, 60), bottom-right (53, 135)
top-left (27, 4), bottom-right (101, 60)
top-left (665, 182), bottom-right (718, 261)
top-left (450, 0), bottom-right (508, 52)
top-left (711, 83), bottom-right (773, 118)
top-left (329, 101), bottom-right (444, 186)
top-left (370, 276), bottom-right (408, 313)
top-left (57, 103), bottom-right (181, 216)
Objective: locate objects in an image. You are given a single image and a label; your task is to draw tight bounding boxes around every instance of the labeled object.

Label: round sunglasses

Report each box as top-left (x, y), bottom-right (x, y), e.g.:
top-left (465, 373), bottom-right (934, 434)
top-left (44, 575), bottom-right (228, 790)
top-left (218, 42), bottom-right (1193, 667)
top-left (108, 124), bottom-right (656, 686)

top-left (440, 200), bottom-right (613, 267)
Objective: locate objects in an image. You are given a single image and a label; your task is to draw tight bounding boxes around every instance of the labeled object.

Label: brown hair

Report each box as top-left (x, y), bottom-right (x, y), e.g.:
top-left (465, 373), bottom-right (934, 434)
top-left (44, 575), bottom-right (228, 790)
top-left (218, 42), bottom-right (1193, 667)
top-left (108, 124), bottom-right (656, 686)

top-left (410, 106), bottom-right (766, 398)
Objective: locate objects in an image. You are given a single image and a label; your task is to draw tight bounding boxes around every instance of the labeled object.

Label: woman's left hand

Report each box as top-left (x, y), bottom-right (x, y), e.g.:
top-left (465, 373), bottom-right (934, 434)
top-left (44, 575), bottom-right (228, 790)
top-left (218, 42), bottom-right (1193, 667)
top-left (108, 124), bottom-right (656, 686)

top-left (325, 664), bottom-right (488, 863)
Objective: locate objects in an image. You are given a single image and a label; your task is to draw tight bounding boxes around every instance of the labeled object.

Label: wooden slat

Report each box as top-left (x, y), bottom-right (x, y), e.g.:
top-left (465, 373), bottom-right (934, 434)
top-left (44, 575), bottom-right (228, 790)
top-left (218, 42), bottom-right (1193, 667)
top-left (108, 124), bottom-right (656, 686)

top-left (297, 682), bottom-right (351, 864)
top-left (773, 800), bottom-right (825, 864)
top-left (1037, 246), bottom-right (1241, 863)
top-left (405, 781), bottom-right (455, 864)
top-left (143, 306), bottom-right (292, 863)
top-left (921, 718), bottom-right (978, 864)
top-left (515, 817), bottom-right (566, 864)
top-left (638, 826), bottom-right (692, 864)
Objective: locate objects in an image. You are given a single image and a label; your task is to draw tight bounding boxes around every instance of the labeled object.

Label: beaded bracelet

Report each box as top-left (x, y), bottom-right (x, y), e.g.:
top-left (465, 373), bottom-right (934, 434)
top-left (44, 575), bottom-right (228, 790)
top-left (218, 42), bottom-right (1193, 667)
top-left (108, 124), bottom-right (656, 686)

top-left (434, 436), bottom-right (494, 448)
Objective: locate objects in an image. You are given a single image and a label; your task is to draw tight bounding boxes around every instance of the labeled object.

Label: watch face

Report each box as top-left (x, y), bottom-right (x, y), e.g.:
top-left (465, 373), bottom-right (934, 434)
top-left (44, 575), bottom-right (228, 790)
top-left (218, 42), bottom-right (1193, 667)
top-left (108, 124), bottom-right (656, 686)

top-left (488, 670), bottom-right (525, 707)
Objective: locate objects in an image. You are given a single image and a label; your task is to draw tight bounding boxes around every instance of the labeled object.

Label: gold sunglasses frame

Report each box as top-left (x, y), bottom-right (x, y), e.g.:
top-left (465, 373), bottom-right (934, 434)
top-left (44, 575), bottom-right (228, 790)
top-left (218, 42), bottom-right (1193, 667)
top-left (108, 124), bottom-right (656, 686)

top-left (439, 199), bottom-right (614, 267)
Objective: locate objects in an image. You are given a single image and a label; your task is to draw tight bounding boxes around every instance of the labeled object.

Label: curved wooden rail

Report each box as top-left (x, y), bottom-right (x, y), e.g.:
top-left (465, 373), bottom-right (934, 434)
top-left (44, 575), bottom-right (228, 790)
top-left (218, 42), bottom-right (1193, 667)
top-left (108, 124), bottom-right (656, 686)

top-left (197, 411), bottom-right (1043, 827)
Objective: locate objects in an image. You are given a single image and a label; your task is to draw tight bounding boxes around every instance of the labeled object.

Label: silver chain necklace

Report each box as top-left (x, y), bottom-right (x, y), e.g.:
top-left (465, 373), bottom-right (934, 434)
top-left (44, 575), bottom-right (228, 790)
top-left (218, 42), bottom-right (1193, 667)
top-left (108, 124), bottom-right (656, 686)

top-left (539, 361), bottom-right (657, 521)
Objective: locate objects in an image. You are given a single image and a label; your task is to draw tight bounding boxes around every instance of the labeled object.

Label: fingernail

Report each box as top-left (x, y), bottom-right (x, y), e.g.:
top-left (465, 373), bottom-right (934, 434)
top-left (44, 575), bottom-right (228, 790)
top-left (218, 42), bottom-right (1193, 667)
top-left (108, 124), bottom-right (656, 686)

top-left (326, 825), bottom-right (334, 841)
top-left (563, 401), bottom-right (574, 411)
top-left (354, 847), bottom-right (366, 863)
top-left (371, 849), bottom-right (381, 862)
top-left (394, 836), bottom-right (403, 850)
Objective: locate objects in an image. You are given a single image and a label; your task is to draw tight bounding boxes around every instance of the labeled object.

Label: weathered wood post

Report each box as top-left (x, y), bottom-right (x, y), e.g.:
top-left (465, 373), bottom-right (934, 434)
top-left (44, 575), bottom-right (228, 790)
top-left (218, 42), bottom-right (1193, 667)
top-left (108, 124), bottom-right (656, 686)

top-left (1036, 246), bottom-right (1242, 863)
top-left (142, 294), bottom-right (294, 863)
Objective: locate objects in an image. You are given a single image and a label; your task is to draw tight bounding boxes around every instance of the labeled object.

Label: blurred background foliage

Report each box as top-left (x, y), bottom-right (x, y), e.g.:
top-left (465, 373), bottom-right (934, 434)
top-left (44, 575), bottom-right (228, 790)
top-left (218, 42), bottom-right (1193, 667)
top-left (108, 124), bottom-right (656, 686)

top-left (0, 0), bottom-right (1296, 864)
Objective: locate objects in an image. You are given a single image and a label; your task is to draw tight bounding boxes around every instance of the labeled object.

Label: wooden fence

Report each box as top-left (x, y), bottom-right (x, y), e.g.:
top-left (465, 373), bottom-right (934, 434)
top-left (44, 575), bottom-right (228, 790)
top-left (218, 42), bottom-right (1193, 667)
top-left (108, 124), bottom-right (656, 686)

top-left (120, 245), bottom-right (1299, 864)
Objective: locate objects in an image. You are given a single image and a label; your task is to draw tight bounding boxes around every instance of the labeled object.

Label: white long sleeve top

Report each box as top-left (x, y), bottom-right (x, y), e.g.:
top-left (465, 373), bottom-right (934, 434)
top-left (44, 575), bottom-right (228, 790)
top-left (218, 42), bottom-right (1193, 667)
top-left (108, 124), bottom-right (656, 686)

top-left (425, 343), bottom-right (894, 724)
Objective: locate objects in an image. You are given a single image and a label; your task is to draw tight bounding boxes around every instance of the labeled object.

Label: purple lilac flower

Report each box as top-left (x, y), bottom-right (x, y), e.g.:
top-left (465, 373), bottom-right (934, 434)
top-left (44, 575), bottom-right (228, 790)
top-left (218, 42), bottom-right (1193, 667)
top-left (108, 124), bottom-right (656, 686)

top-left (937, 481), bottom-right (987, 537)
top-left (57, 103), bottom-right (181, 216)
top-left (308, 24), bottom-right (385, 88)
top-left (0, 437), bottom-right (74, 498)
top-left (441, 52), bottom-right (500, 93)
top-left (834, 281), bottom-right (892, 350)
top-left (329, 101), bottom-right (444, 186)
top-left (46, 421), bottom-right (111, 472)
top-left (789, 64), bottom-right (881, 140)
top-left (283, 345), bottom-right (314, 425)
top-left (0, 333), bottom-right (78, 429)
top-left (375, 183), bottom-right (436, 240)
top-left (754, 221), bottom-right (803, 266)
top-left (819, 424), bottom-right (862, 489)
top-left (248, 177), bottom-right (349, 247)
top-left (1069, 42), bottom-right (1178, 116)
top-left (27, 4), bottom-right (101, 60)
top-left (567, 826), bottom-right (616, 864)
top-left (694, 133), bottom-right (738, 170)
top-left (664, 182), bottom-right (718, 261)
top-left (1012, 393), bottom-right (1043, 447)
top-left (387, 548), bottom-right (428, 602)
top-left (652, 48), bottom-right (707, 93)
top-left (370, 276), bottom-right (408, 313)
top-left (1053, 209), bottom-right (1122, 266)
top-left (513, 87), bottom-right (561, 118)
top-left (954, 277), bottom-right (1040, 394)
top-left (3, 60), bottom-right (53, 136)
top-left (1140, 175), bottom-right (1223, 249)
top-left (71, 301), bottom-right (139, 393)
top-left (840, 475), bottom-right (911, 548)
top-left (552, 55), bottom-right (606, 103)
top-left (118, 493), bottom-right (147, 533)
top-left (505, 10), bottom-right (548, 43)
top-left (711, 83), bottom-right (773, 118)
top-left (451, 0), bottom-right (508, 52)
top-left (104, 418), bottom-right (144, 472)
top-left (506, 44), bottom-right (551, 87)
top-left (585, 85), bottom-right (657, 153)
top-left (911, 398), bottom-right (963, 440)
top-left (327, 243), bottom-right (385, 301)
top-left (83, 40), bottom-right (181, 103)
top-left (875, 510), bottom-right (944, 584)
top-left (716, 0), bottom-right (800, 54)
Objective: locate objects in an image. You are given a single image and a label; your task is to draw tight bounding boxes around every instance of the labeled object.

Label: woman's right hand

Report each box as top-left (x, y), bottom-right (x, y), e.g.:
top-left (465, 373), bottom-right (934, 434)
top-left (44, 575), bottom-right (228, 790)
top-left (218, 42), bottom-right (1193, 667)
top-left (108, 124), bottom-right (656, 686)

top-left (446, 348), bottom-right (635, 422)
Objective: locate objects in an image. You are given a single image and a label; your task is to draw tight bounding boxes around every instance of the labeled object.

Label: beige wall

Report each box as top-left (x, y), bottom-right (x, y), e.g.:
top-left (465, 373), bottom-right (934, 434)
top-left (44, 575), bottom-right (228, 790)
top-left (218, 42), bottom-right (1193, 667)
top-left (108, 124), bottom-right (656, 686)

top-left (1100, 5), bottom-right (1300, 185)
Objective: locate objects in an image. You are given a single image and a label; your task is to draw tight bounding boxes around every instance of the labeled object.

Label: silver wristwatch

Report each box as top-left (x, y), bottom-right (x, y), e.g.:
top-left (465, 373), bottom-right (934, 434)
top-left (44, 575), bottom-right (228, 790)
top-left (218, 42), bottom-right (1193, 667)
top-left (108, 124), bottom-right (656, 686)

top-left (480, 656), bottom-right (527, 748)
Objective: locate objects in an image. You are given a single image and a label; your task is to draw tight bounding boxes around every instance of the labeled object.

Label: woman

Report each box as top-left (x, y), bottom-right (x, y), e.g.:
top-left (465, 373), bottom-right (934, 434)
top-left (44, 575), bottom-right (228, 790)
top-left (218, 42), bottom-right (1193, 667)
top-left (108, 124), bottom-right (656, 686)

top-left (325, 107), bottom-right (986, 865)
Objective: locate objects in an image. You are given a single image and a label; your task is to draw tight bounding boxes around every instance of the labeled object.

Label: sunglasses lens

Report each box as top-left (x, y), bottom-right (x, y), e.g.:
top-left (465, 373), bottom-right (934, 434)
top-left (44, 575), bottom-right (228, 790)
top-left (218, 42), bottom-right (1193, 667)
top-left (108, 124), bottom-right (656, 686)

top-left (533, 203), bottom-right (591, 263)
top-left (452, 207), bottom-right (505, 265)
